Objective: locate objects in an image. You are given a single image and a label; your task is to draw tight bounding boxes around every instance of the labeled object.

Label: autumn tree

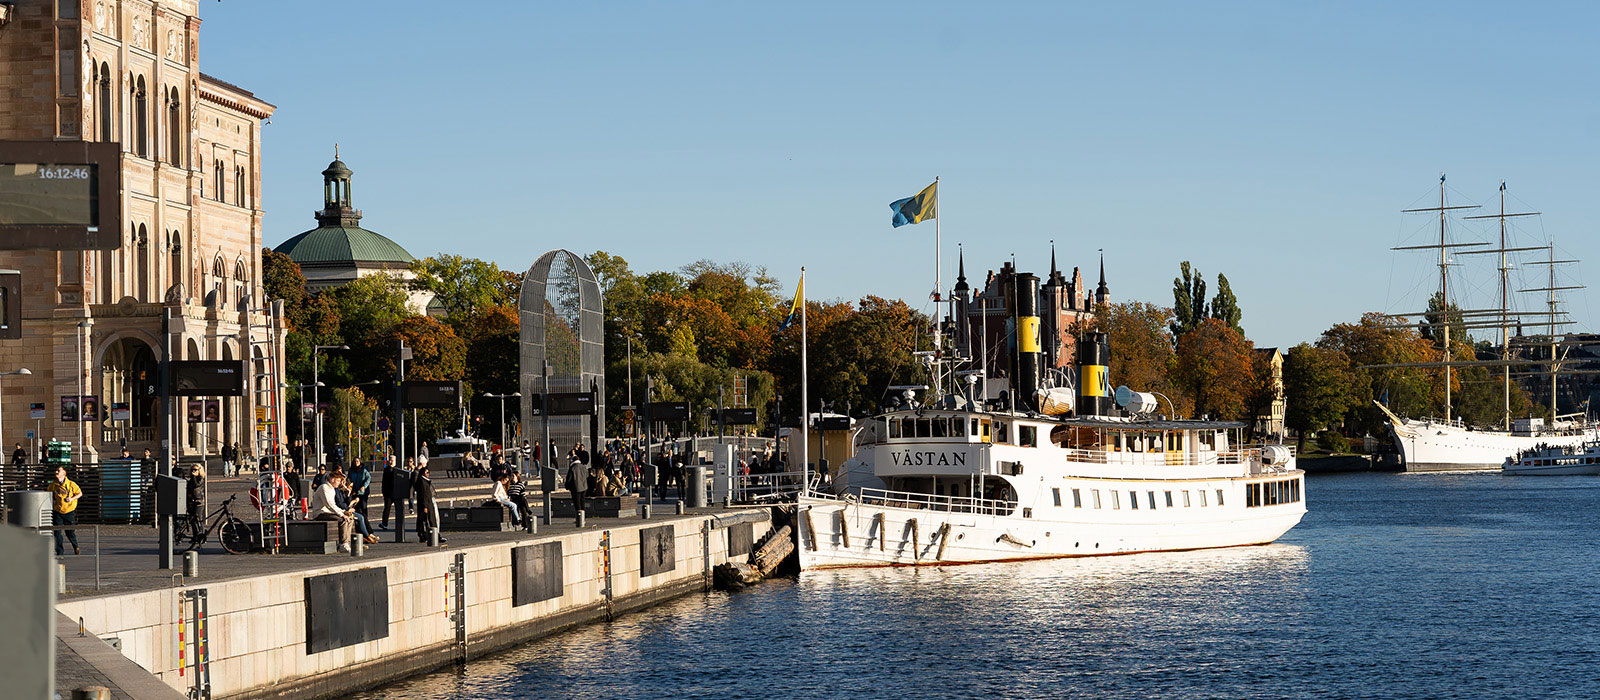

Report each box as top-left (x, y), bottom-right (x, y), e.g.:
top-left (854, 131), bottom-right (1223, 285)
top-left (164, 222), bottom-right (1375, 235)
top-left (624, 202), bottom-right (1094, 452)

top-left (1174, 318), bottom-right (1257, 420)
top-left (1171, 261), bottom-right (1208, 338)
top-left (1316, 312), bottom-right (1442, 435)
top-left (1098, 301), bottom-right (1188, 417)
top-left (1283, 343), bottom-right (1363, 449)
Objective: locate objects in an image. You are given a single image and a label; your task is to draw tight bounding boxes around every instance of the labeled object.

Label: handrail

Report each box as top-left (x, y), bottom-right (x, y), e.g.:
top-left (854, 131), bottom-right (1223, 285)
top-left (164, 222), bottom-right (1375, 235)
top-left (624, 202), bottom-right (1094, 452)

top-left (809, 486), bottom-right (1016, 516)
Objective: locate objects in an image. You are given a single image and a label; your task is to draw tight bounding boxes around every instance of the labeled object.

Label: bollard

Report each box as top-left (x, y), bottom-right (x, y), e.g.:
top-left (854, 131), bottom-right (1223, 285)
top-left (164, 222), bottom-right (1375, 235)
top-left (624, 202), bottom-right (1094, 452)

top-left (72, 686), bottom-right (111, 700)
top-left (575, 511), bottom-right (586, 528)
top-left (428, 528), bottom-right (439, 548)
top-left (676, 501), bottom-right (686, 515)
top-left (687, 466), bottom-right (708, 508)
top-left (58, 562), bottom-right (66, 594)
top-left (526, 514), bottom-right (537, 535)
top-left (183, 550), bottom-right (199, 578)
top-left (351, 533), bottom-right (364, 557)
top-left (640, 503), bottom-right (651, 520)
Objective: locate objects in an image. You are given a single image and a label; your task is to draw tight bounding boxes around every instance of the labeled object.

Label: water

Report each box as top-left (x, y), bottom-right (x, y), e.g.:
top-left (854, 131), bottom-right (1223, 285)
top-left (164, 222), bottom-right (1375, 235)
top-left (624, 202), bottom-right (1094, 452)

top-left (355, 473), bottom-right (1600, 699)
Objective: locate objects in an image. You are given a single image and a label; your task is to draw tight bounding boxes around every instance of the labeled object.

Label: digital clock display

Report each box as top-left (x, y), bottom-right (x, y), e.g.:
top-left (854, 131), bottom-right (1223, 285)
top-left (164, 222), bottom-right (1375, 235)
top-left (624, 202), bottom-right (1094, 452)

top-left (0, 163), bottom-right (98, 226)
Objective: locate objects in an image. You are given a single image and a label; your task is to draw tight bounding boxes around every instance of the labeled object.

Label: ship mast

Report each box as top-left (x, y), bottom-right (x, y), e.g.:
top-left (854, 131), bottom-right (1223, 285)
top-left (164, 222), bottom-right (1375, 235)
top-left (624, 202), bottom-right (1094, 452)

top-left (1518, 242), bottom-right (1583, 419)
top-left (1397, 174), bottom-right (1481, 422)
top-left (1463, 182), bottom-right (1543, 429)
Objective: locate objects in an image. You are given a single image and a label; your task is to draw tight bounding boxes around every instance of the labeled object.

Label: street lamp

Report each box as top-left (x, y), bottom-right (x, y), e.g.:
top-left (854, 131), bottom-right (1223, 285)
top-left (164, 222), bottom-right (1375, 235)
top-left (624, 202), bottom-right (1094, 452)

top-left (342, 380), bottom-right (381, 459)
top-left (482, 392), bottom-right (521, 452)
top-left (311, 344), bottom-right (349, 468)
top-left (0, 367), bottom-right (33, 454)
top-left (283, 381), bottom-right (323, 467)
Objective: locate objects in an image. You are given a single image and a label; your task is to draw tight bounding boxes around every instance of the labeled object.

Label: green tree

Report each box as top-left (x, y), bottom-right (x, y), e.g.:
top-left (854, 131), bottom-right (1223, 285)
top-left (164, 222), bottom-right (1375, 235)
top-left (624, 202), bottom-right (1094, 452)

top-left (409, 255), bottom-right (509, 320)
top-left (1210, 273), bottom-right (1243, 334)
top-left (1171, 261), bottom-right (1208, 338)
top-left (326, 273), bottom-right (413, 340)
top-left (1282, 342), bottom-right (1363, 449)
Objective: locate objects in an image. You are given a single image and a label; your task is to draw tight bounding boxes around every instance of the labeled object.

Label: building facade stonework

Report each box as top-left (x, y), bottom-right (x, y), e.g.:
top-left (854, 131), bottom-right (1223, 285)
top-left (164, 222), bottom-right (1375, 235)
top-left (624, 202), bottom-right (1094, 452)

top-left (0, 0), bottom-right (283, 462)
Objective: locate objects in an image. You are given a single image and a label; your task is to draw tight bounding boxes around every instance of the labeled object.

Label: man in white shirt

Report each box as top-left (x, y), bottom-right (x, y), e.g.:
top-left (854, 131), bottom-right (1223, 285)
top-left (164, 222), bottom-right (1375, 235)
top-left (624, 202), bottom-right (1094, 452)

top-left (310, 472), bottom-right (355, 552)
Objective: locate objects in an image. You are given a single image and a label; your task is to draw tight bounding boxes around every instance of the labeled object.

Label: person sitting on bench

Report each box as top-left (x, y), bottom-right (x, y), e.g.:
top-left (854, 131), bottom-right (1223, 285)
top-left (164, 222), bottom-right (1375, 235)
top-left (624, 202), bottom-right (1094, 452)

top-left (487, 474), bottom-right (522, 526)
top-left (311, 472), bottom-right (356, 553)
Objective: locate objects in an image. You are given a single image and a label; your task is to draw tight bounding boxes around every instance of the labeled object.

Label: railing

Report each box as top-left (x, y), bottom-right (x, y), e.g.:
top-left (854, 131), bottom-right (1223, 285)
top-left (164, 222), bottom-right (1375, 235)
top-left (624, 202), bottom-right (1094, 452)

top-left (811, 486), bottom-right (1016, 517)
top-left (100, 426), bottom-right (158, 443)
top-left (1051, 444), bottom-right (1296, 468)
top-left (732, 470), bottom-right (808, 503)
top-left (1, 462), bottom-right (155, 525)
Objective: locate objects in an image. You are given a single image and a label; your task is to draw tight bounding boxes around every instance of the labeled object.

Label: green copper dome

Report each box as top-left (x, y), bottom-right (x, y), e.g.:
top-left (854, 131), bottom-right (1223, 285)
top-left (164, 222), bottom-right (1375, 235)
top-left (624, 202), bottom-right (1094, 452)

top-left (275, 225), bottom-right (414, 266)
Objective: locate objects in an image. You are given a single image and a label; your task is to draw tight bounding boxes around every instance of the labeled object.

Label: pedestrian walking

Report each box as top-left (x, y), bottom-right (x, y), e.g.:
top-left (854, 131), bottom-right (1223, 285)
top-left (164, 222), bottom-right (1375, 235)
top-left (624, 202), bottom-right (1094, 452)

top-left (380, 453), bottom-right (398, 529)
top-left (413, 464), bottom-right (442, 544)
top-left (46, 466), bottom-right (81, 556)
top-left (565, 456), bottom-right (588, 521)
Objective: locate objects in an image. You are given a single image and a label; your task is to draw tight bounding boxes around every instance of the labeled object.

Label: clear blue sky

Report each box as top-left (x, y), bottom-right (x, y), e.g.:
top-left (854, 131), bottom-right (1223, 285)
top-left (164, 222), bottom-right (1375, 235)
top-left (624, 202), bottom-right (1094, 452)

top-left (201, 1), bottom-right (1600, 348)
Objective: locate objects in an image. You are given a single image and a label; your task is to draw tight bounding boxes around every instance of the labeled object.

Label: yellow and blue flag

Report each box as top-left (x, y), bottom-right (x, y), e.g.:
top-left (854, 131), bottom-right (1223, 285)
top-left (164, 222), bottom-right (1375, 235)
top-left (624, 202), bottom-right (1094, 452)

top-left (778, 273), bottom-right (804, 331)
top-left (890, 181), bottom-right (938, 227)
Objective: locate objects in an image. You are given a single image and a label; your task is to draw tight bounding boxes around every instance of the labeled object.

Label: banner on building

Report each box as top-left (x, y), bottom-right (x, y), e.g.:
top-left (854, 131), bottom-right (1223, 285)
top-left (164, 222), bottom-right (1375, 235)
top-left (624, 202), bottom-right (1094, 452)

top-left (205, 399), bottom-right (220, 423)
top-left (79, 396), bottom-right (99, 422)
top-left (59, 396), bottom-right (78, 422)
top-left (187, 400), bottom-right (204, 424)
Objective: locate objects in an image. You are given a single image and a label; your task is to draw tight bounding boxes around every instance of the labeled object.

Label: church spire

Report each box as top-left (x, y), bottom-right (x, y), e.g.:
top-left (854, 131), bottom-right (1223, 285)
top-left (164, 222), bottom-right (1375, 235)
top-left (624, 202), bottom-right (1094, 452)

top-left (1095, 249), bottom-right (1110, 305)
top-left (954, 244), bottom-right (968, 292)
top-left (1046, 239), bottom-right (1067, 287)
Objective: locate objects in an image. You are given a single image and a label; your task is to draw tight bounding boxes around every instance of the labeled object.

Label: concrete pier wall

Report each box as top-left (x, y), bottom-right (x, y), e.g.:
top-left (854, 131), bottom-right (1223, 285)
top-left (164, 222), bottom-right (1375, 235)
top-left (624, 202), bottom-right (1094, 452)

top-left (55, 511), bottom-right (773, 700)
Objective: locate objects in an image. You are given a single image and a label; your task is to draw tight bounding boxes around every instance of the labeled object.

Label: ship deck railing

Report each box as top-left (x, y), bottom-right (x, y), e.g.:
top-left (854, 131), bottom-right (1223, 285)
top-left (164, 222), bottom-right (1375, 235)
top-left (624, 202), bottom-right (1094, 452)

top-left (732, 470), bottom-right (809, 503)
top-left (1054, 445), bottom-right (1293, 469)
top-left (810, 486), bottom-right (1016, 517)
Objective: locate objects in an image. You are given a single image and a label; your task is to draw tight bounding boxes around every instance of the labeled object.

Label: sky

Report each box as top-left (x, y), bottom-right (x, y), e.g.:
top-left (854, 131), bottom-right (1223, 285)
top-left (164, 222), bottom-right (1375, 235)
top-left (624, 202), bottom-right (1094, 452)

top-left (199, 1), bottom-right (1600, 348)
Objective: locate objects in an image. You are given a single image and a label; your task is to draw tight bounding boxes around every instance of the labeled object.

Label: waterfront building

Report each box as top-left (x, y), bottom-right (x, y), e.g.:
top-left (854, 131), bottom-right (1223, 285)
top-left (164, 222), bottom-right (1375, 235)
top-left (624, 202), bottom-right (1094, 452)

top-left (273, 155), bottom-right (435, 313)
top-left (1254, 347), bottom-right (1286, 439)
top-left (0, 0), bottom-right (283, 461)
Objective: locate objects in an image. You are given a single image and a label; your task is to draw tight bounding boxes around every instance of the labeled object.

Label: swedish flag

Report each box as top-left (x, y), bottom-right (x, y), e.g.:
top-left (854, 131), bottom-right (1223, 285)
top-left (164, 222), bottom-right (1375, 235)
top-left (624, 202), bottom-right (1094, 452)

top-left (778, 274), bottom-right (804, 331)
top-left (890, 181), bottom-right (938, 228)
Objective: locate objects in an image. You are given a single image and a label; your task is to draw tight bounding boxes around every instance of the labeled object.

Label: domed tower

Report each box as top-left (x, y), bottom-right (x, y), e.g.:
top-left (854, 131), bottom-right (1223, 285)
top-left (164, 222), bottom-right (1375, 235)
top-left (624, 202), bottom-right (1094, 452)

top-left (274, 150), bottom-right (423, 299)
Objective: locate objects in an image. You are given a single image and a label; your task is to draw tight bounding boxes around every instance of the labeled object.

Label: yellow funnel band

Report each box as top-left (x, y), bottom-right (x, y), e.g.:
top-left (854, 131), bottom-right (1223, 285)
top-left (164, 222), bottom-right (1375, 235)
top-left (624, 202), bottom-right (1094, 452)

top-left (1018, 316), bottom-right (1041, 354)
top-left (1082, 365), bottom-right (1109, 397)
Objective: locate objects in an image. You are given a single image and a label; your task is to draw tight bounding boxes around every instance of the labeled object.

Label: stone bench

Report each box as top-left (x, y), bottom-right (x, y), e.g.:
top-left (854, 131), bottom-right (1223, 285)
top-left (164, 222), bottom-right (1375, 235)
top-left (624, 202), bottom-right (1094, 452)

top-left (438, 504), bottom-right (515, 532)
top-left (548, 494), bottom-right (639, 519)
top-left (244, 520), bottom-right (340, 554)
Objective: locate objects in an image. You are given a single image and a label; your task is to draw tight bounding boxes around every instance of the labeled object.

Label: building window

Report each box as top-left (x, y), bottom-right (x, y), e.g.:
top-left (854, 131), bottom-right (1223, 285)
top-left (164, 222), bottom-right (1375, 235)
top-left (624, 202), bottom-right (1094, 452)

top-left (212, 257), bottom-right (227, 307)
top-left (234, 166), bottom-right (245, 206)
top-left (213, 160), bottom-right (224, 201)
top-left (1051, 488), bottom-right (1061, 507)
top-left (1072, 488), bottom-right (1082, 508)
top-left (97, 63), bottom-right (112, 142)
top-left (169, 232), bottom-right (182, 293)
top-left (167, 87), bottom-right (182, 166)
top-left (234, 259), bottom-right (248, 308)
top-left (135, 225), bottom-right (149, 301)
top-left (132, 75), bottom-right (148, 157)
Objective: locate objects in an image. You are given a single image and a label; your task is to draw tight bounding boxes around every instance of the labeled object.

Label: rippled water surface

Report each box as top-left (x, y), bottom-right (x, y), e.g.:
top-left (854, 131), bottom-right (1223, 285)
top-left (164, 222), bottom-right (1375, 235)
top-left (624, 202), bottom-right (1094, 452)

top-left (355, 473), bottom-right (1600, 699)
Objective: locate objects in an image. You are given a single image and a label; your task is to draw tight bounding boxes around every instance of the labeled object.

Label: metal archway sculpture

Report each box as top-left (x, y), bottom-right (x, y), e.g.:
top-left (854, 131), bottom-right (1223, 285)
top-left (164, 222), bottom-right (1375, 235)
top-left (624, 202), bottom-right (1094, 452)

top-left (519, 249), bottom-right (605, 454)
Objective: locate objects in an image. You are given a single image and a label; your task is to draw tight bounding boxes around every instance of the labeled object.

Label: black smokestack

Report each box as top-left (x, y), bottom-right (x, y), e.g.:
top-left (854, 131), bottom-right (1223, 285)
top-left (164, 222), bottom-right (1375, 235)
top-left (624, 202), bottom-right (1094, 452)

top-left (1077, 331), bottom-right (1111, 416)
top-left (1014, 273), bottom-right (1041, 411)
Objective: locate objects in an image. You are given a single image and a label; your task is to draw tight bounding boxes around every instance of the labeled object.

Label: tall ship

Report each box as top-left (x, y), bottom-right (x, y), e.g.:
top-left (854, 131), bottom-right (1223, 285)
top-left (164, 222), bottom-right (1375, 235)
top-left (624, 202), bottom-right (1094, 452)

top-left (795, 256), bottom-right (1305, 569)
top-left (1377, 177), bottom-right (1595, 471)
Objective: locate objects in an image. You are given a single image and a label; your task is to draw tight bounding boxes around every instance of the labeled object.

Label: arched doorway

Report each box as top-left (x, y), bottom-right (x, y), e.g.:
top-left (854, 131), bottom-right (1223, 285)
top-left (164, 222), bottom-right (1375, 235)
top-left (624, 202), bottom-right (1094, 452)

top-left (98, 336), bottom-right (160, 451)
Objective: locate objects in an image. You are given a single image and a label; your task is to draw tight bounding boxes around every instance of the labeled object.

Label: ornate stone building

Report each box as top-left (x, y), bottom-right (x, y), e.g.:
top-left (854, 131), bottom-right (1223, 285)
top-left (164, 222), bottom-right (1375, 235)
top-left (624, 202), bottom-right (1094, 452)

top-left (0, 0), bottom-right (283, 462)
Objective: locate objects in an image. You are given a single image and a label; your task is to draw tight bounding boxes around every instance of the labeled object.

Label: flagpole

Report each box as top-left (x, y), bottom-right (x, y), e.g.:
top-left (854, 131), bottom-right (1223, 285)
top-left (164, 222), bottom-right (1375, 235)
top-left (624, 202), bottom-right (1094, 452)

top-left (799, 267), bottom-right (809, 497)
top-left (934, 175), bottom-right (941, 302)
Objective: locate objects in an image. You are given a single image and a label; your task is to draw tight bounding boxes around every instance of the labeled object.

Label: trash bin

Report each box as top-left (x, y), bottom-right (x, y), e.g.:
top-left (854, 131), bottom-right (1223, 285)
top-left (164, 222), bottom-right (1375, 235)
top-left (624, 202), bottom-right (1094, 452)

top-left (4, 490), bottom-right (52, 534)
top-left (687, 466), bottom-right (707, 508)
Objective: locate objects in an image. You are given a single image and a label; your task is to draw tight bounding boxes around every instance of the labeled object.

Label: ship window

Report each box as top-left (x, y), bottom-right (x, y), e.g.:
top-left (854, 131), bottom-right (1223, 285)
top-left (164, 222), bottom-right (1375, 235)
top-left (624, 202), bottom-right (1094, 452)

top-left (1020, 426), bottom-right (1037, 448)
top-left (1148, 491), bottom-right (1157, 510)
top-left (1052, 488), bottom-right (1061, 507)
top-left (1199, 431), bottom-right (1216, 450)
top-left (1072, 488), bottom-right (1082, 508)
top-left (953, 419), bottom-right (965, 437)
top-left (970, 418), bottom-right (979, 436)
top-left (1164, 491), bottom-right (1173, 508)
top-left (1129, 433), bottom-right (1143, 452)
top-left (1182, 490), bottom-right (1191, 507)
top-left (994, 421), bottom-right (1009, 444)
top-left (888, 419), bottom-right (901, 439)
top-left (1149, 434), bottom-right (1163, 452)
top-left (1092, 490), bottom-right (1101, 509)
top-left (1199, 489), bottom-right (1208, 507)
top-left (1170, 432), bottom-right (1184, 452)
top-left (1110, 491), bottom-right (1119, 509)
top-left (931, 418), bottom-right (948, 438)
top-left (1293, 480), bottom-right (1300, 502)
top-left (1247, 483), bottom-right (1258, 507)
top-left (1128, 490), bottom-right (1138, 509)
top-left (980, 420), bottom-right (991, 443)
top-left (1216, 489), bottom-right (1225, 506)
top-left (915, 418), bottom-right (931, 438)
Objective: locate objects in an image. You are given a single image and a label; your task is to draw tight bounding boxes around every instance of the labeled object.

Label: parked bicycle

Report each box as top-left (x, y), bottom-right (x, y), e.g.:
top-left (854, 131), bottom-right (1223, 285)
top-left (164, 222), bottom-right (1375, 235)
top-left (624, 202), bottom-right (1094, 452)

top-left (177, 493), bottom-right (253, 554)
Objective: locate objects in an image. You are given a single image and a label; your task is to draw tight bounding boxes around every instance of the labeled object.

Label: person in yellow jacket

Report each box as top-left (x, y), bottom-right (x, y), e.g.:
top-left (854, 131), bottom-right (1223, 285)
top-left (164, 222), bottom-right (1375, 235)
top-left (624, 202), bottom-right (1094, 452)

top-left (46, 466), bottom-right (81, 555)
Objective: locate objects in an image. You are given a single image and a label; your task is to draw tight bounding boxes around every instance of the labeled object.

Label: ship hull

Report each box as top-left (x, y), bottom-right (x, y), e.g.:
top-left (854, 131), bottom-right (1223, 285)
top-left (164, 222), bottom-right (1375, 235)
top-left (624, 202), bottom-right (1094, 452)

top-left (1389, 419), bottom-right (1598, 472)
top-left (796, 476), bottom-right (1305, 569)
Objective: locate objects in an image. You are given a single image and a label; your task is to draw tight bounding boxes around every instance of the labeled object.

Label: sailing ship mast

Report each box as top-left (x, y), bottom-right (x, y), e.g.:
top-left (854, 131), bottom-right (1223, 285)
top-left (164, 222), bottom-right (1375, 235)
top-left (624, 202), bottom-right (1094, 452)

top-left (1462, 182), bottom-right (1543, 429)
top-left (1396, 174), bottom-right (1482, 422)
top-left (1518, 242), bottom-right (1584, 419)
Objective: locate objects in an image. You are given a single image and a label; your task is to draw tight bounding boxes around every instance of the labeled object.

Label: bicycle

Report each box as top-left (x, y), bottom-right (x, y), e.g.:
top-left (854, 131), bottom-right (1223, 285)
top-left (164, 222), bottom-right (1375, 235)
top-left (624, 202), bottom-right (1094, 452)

top-left (177, 494), bottom-right (254, 554)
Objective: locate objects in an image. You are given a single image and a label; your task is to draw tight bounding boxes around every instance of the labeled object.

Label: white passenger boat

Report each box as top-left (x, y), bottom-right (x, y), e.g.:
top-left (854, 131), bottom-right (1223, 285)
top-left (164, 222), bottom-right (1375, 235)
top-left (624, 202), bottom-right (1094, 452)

top-left (793, 256), bottom-right (1304, 570)
top-left (1503, 441), bottom-right (1600, 476)
top-left (797, 401), bottom-right (1305, 569)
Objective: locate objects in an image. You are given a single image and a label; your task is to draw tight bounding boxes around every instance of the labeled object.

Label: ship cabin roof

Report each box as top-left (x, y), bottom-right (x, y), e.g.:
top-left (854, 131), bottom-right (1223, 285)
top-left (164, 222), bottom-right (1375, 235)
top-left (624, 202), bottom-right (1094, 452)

top-left (868, 408), bottom-right (1250, 458)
